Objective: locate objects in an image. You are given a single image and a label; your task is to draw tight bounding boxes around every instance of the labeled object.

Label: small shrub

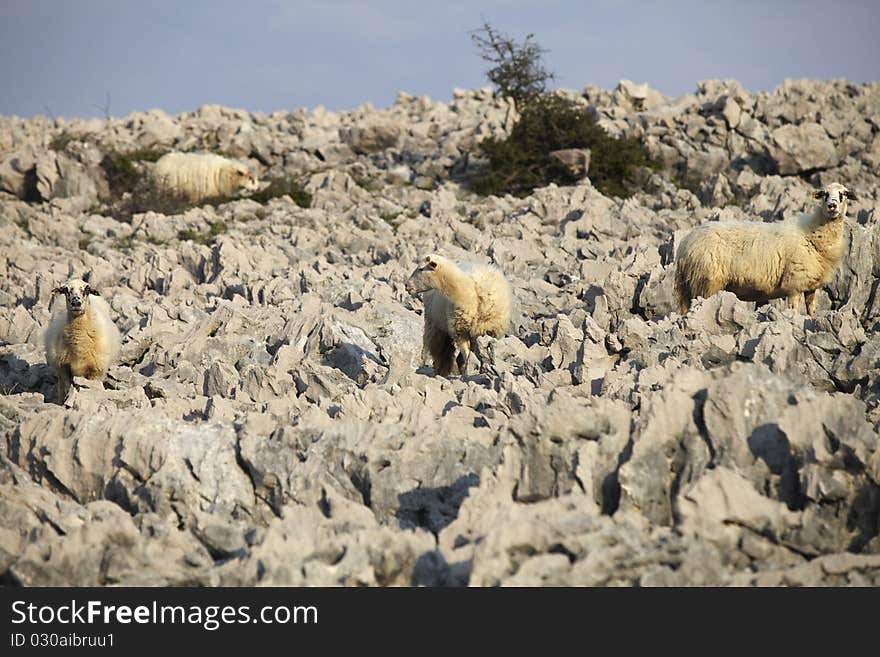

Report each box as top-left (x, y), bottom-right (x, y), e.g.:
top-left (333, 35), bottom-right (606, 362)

top-left (177, 220), bottom-right (228, 245)
top-left (114, 184), bottom-right (191, 223)
top-left (176, 229), bottom-right (199, 242)
top-left (470, 21), bottom-right (554, 106)
top-left (210, 220), bottom-right (228, 238)
top-left (471, 94), bottom-right (654, 198)
top-left (49, 132), bottom-right (79, 152)
top-left (249, 176), bottom-right (312, 208)
top-left (100, 148), bottom-right (167, 198)
top-left (672, 171), bottom-right (702, 196)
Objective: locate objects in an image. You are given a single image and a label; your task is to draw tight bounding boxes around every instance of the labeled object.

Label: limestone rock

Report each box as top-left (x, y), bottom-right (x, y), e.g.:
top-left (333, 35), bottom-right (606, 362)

top-left (1, 77), bottom-right (878, 587)
top-left (769, 122), bottom-right (840, 175)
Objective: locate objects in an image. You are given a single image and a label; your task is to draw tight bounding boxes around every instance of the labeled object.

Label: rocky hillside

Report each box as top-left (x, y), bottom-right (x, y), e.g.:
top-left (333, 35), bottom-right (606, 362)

top-left (1, 79), bottom-right (879, 586)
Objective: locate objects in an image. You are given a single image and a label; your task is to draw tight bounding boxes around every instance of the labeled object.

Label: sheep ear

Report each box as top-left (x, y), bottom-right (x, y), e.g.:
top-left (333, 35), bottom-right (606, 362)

top-left (812, 190), bottom-right (824, 199)
top-left (845, 189), bottom-right (858, 201)
top-left (425, 259), bottom-right (438, 270)
top-left (87, 287), bottom-right (100, 296)
top-left (52, 287), bottom-right (65, 296)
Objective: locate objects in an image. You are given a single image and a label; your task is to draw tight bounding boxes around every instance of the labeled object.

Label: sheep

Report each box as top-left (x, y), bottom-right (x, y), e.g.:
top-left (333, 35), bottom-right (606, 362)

top-left (674, 182), bottom-right (857, 316)
top-left (154, 152), bottom-right (260, 202)
top-left (405, 254), bottom-right (512, 376)
top-left (44, 279), bottom-right (121, 402)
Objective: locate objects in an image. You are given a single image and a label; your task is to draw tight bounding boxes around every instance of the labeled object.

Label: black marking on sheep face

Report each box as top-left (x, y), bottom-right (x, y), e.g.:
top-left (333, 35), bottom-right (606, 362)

top-left (53, 279), bottom-right (99, 316)
top-left (233, 166), bottom-right (260, 195)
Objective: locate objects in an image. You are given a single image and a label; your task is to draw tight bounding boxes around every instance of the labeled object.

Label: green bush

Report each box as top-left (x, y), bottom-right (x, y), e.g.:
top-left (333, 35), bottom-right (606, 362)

top-left (178, 220), bottom-right (228, 245)
top-left (100, 148), bottom-right (167, 197)
top-left (467, 22), bottom-right (655, 198)
top-left (249, 176), bottom-right (312, 208)
top-left (471, 94), bottom-right (654, 198)
top-left (49, 131), bottom-right (79, 152)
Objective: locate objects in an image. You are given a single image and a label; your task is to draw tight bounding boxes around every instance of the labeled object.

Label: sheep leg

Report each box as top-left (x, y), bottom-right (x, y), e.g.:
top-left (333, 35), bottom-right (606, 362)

top-left (804, 290), bottom-right (817, 316)
top-left (787, 294), bottom-right (802, 313)
top-left (689, 274), bottom-right (724, 309)
top-left (455, 339), bottom-right (471, 376)
top-left (673, 271), bottom-right (692, 315)
top-left (428, 329), bottom-right (456, 377)
top-left (56, 365), bottom-right (72, 404)
top-left (420, 325), bottom-right (431, 366)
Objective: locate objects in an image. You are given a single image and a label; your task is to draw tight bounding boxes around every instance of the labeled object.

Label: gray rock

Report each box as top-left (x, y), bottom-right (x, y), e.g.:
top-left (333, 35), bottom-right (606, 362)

top-left (340, 123), bottom-right (402, 154)
top-left (721, 96), bottom-right (742, 129)
top-left (1, 78), bottom-right (879, 587)
top-left (769, 123), bottom-right (840, 175)
top-left (549, 148), bottom-right (591, 177)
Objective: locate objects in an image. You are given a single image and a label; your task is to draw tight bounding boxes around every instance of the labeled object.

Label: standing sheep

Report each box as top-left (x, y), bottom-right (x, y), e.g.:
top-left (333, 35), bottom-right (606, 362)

top-left (674, 182), bottom-right (857, 316)
top-left (44, 279), bottom-right (121, 402)
top-left (154, 152), bottom-right (260, 202)
top-left (406, 255), bottom-right (512, 376)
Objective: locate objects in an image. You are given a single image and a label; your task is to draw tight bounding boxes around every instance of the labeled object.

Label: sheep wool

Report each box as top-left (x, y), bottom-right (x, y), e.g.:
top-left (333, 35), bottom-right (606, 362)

top-left (154, 152), bottom-right (260, 202)
top-left (44, 279), bottom-right (122, 402)
top-left (674, 182), bottom-right (857, 316)
top-left (406, 254), bottom-right (512, 376)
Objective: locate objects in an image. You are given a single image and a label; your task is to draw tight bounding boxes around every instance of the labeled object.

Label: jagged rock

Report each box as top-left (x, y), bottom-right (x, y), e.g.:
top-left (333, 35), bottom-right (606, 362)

top-left (1, 78), bottom-right (878, 587)
top-left (721, 96), bottom-right (742, 129)
top-left (340, 123), bottom-right (402, 155)
top-left (0, 457), bottom-right (214, 585)
top-left (769, 122), bottom-right (840, 175)
top-left (614, 80), bottom-right (666, 112)
top-left (549, 148), bottom-right (591, 177)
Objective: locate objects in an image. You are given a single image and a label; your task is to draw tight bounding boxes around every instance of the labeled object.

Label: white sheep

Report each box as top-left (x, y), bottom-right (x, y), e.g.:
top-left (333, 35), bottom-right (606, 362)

top-left (154, 152), bottom-right (260, 202)
top-left (406, 254), bottom-right (512, 376)
top-left (44, 279), bottom-right (121, 402)
top-left (674, 182), bottom-right (857, 316)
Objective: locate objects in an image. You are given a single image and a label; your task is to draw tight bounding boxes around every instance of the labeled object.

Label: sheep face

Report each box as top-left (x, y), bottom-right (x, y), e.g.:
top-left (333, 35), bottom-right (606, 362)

top-left (52, 279), bottom-right (99, 317)
top-left (232, 165), bottom-right (260, 195)
top-left (814, 183), bottom-right (857, 221)
top-left (405, 255), bottom-right (444, 295)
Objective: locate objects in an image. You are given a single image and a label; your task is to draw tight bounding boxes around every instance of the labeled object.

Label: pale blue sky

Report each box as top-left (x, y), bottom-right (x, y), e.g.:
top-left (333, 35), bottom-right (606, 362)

top-left (1, 0), bottom-right (878, 119)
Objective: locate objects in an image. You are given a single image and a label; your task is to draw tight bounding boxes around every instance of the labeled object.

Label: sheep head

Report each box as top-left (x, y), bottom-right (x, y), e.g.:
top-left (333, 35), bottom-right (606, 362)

top-left (405, 254), bottom-right (448, 296)
top-left (813, 182), bottom-right (857, 221)
top-left (52, 279), bottom-right (99, 317)
top-left (232, 164), bottom-right (260, 195)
